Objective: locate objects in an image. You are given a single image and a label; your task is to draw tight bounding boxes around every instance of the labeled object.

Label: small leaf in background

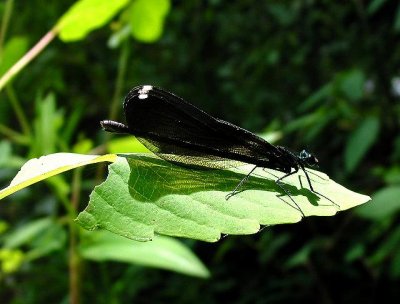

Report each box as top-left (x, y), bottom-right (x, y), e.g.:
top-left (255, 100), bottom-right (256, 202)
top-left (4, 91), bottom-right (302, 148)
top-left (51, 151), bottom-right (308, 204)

top-left (367, 226), bottom-right (400, 270)
top-left (80, 230), bottom-right (209, 278)
top-left (0, 141), bottom-right (12, 167)
top-left (0, 249), bottom-right (24, 273)
top-left (394, 4), bottom-right (400, 32)
top-left (284, 243), bottom-right (313, 269)
top-left (77, 155), bottom-right (370, 242)
top-left (31, 93), bottom-right (62, 156)
top-left (367, 0), bottom-right (389, 14)
top-left (355, 186), bottom-right (400, 220)
top-left (129, 0), bottom-right (171, 43)
top-left (338, 69), bottom-right (366, 102)
top-left (3, 218), bottom-right (54, 249)
top-left (72, 138), bottom-right (94, 154)
top-left (299, 83), bottom-right (333, 111)
top-left (2, 218), bottom-right (67, 261)
top-left (345, 243), bottom-right (365, 262)
top-left (57, 0), bottom-right (130, 42)
top-left (0, 221), bottom-right (9, 234)
top-left (345, 116), bottom-right (379, 173)
top-left (0, 36), bottom-right (29, 76)
top-left (107, 136), bottom-right (150, 154)
top-left (1, 218), bottom-right (67, 264)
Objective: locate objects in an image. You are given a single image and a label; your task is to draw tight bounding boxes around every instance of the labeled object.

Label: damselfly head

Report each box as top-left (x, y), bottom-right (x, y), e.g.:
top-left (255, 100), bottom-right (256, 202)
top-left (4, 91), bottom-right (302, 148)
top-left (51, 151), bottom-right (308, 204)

top-left (299, 150), bottom-right (318, 167)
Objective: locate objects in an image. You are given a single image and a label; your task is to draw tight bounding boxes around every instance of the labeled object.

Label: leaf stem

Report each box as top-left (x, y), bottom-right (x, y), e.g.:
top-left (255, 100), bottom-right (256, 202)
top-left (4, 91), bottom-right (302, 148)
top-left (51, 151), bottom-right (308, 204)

top-left (110, 38), bottom-right (130, 121)
top-left (0, 28), bottom-right (57, 92)
top-left (6, 85), bottom-right (31, 136)
top-left (69, 169), bottom-right (82, 304)
top-left (0, 0), bottom-right (14, 58)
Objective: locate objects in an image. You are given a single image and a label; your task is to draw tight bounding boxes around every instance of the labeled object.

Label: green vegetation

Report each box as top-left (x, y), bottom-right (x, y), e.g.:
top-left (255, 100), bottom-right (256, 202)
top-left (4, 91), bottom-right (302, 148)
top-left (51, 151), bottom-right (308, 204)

top-left (1, 0), bottom-right (399, 303)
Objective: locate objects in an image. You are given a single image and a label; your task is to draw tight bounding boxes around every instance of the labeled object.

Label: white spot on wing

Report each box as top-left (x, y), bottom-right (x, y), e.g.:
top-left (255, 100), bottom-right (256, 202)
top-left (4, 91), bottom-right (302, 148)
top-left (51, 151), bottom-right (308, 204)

top-left (138, 85), bottom-right (153, 99)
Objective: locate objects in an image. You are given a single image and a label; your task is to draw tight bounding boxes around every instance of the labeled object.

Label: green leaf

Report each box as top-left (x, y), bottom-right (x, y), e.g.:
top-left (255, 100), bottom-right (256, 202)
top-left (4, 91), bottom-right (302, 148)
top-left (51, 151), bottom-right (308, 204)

top-left (2, 218), bottom-right (66, 261)
top-left (345, 116), bottom-right (379, 173)
top-left (76, 154), bottom-right (370, 242)
top-left (299, 83), bottom-right (333, 111)
top-left (3, 218), bottom-right (53, 249)
top-left (129, 0), bottom-right (170, 43)
top-left (356, 186), bottom-right (400, 220)
top-left (107, 136), bottom-right (150, 154)
top-left (31, 93), bottom-right (62, 156)
top-left (0, 36), bottom-right (29, 76)
top-left (367, 0), bottom-right (389, 15)
top-left (57, 0), bottom-right (130, 42)
top-left (0, 140), bottom-right (12, 166)
top-left (338, 69), bottom-right (365, 102)
top-left (0, 153), bottom-right (116, 200)
top-left (80, 230), bottom-right (209, 278)
top-left (394, 4), bottom-right (400, 32)
top-left (0, 249), bottom-right (24, 273)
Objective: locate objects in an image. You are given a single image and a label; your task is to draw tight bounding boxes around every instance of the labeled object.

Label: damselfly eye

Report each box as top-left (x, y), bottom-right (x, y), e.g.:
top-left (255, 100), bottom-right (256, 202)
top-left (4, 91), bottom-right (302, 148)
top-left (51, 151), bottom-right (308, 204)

top-left (299, 150), bottom-right (318, 166)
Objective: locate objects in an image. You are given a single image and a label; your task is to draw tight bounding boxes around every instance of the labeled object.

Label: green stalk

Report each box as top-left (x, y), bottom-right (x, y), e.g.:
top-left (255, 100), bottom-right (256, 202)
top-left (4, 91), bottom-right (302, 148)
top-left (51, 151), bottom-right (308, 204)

top-left (0, 29), bottom-right (57, 92)
top-left (69, 169), bottom-right (82, 304)
top-left (6, 85), bottom-right (32, 136)
top-left (0, 0), bottom-right (14, 58)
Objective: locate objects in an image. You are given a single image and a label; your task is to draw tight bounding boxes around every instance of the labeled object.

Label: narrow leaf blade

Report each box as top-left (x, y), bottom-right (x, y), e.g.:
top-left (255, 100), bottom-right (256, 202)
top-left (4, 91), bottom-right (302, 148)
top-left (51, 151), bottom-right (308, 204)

top-left (0, 153), bottom-right (116, 200)
top-left (80, 230), bottom-right (210, 278)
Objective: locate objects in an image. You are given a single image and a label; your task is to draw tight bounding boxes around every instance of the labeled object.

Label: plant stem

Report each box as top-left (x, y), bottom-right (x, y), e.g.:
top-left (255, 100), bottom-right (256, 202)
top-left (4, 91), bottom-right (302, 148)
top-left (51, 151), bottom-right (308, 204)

top-left (0, 0), bottom-right (14, 58)
top-left (69, 169), bottom-right (82, 304)
top-left (109, 38), bottom-right (130, 121)
top-left (6, 85), bottom-right (31, 136)
top-left (0, 123), bottom-right (29, 144)
top-left (0, 28), bottom-right (57, 92)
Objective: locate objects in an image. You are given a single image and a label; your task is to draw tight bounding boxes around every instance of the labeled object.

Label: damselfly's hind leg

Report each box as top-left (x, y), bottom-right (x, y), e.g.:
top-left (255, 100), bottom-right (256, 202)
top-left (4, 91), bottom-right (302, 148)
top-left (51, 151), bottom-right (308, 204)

top-left (275, 169), bottom-right (305, 217)
top-left (225, 166), bottom-right (257, 200)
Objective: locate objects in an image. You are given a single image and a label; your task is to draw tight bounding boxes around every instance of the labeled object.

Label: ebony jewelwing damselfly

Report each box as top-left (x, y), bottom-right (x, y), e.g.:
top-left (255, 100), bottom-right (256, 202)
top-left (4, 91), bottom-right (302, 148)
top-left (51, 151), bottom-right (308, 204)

top-left (101, 85), bottom-right (337, 216)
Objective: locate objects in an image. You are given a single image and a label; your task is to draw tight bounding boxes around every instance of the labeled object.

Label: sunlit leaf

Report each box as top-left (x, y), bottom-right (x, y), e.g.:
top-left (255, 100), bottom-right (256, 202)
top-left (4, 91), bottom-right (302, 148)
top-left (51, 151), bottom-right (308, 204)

top-left (77, 154), bottom-right (370, 242)
top-left (129, 0), bottom-right (170, 43)
top-left (107, 136), bottom-right (150, 154)
top-left (57, 0), bottom-right (130, 42)
top-left (0, 153), bottom-right (116, 200)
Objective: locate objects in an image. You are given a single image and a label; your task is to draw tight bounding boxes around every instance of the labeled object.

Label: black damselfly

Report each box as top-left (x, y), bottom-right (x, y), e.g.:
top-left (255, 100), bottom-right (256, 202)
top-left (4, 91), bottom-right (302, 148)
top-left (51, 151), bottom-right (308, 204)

top-left (101, 85), bottom-right (337, 216)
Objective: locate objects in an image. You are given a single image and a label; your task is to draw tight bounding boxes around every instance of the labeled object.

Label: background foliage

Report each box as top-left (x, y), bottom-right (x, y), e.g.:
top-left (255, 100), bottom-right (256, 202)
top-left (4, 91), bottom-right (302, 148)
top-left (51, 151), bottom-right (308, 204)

top-left (1, 0), bottom-right (400, 303)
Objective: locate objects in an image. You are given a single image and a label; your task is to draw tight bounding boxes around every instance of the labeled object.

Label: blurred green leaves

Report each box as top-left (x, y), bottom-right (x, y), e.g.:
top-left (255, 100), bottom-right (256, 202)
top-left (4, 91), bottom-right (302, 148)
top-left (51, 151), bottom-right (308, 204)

top-left (356, 186), bottom-right (400, 220)
top-left (129, 0), bottom-right (170, 43)
top-left (0, 36), bottom-right (28, 76)
top-left (56, 0), bottom-right (170, 43)
top-left (345, 116), bottom-right (379, 173)
top-left (106, 136), bottom-right (150, 154)
top-left (57, 0), bottom-right (130, 42)
top-left (337, 69), bottom-right (366, 102)
top-left (31, 93), bottom-right (63, 156)
top-left (2, 218), bottom-right (66, 260)
top-left (80, 230), bottom-right (209, 278)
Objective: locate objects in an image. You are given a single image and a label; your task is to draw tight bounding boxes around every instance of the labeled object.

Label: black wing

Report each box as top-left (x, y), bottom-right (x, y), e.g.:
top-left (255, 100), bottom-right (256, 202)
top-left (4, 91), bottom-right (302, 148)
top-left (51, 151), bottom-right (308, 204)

top-left (122, 85), bottom-right (289, 170)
